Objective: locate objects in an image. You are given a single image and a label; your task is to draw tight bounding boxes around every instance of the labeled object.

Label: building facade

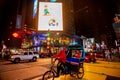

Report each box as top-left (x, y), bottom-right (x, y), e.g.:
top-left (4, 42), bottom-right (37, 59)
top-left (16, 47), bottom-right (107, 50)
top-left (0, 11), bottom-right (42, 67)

top-left (12, 0), bottom-right (79, 54)
top-left (73, 0), bottom-right (117, 47)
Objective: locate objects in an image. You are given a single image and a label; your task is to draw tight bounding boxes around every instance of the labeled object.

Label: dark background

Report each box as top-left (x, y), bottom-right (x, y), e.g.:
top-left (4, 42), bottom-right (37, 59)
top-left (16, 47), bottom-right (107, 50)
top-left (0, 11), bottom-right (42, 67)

top-left (0, 0), bottom-right (18, 42)
top-left (0, 0), bottom-right (120, 47)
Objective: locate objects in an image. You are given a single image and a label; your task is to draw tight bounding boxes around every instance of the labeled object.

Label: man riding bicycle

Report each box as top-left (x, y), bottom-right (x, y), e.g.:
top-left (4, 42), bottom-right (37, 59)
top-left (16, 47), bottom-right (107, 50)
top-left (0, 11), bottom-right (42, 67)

top-left (52, 47), bottom-right (67, 77)
top-left (43, 45), bottom-right (84, 80)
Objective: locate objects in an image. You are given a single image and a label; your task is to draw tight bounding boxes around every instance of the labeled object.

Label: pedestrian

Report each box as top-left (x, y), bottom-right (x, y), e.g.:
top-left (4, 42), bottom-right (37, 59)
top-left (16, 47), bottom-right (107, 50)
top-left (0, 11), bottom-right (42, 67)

top-left (105, 49), bottom-right (111, 61)
top-left (52, 47), bottom-right (67, 77)
top-left (1, 44), bottom-right (7, 59)
top-left (110, 48), bottom-right (114, 61)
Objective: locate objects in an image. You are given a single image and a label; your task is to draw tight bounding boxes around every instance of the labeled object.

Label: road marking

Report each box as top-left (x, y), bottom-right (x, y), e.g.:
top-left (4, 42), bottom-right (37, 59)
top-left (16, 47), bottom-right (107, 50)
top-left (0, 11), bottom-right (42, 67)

top-left (86, 70), bottom-right (107, 76)
top-left (0, 63), bottom-right (50, 73)
top-left (85, 63), bottom-right (120, 69)
top-left (23, 74), bottom-right (43, 80)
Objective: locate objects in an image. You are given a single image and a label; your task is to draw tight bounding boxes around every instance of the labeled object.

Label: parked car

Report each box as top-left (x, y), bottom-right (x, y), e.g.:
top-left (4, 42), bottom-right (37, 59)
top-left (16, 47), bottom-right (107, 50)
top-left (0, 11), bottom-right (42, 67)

top-left (40, 52), bottom-right (53, 58)
top-left (95, 52), bottom-right (104, 58)
top-left (84, 52), bottom-right (96, 63)
top-left (40, 52), bottom-right (48, 58)
top-left (9, 51), bottom-right (39, 63)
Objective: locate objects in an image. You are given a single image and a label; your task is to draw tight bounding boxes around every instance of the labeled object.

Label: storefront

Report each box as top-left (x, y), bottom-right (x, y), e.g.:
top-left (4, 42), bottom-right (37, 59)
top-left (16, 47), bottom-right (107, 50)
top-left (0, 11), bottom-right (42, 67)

top-left (20, 31), bottom-right (79, 55)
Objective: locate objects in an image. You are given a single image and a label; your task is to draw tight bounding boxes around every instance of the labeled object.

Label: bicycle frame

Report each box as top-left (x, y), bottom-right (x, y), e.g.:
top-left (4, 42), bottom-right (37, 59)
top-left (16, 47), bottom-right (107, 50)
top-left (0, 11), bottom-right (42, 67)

top-left (49, 58), bottom-right (59, 75)
top-left (49, 62), bottom-right (57, 75)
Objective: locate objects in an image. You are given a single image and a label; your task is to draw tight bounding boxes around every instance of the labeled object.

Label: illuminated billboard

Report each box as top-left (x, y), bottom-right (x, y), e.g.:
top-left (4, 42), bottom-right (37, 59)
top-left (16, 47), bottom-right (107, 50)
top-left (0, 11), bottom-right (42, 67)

top-left (33, 0), bottom-right (38, 18)
top-left (83, 38), bottom-right (95, 52)
top-left (38, 2), bottom-right (63, 31)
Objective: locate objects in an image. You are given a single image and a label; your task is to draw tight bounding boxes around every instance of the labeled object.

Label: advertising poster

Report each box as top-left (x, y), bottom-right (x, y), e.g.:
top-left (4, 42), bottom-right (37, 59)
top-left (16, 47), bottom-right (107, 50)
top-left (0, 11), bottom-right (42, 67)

top-left (38, 2), bottom-right (63, 31)
top-left (83, 38), bottom-right (95, 52)
top-left (113, 15), bottom-right (120, 39)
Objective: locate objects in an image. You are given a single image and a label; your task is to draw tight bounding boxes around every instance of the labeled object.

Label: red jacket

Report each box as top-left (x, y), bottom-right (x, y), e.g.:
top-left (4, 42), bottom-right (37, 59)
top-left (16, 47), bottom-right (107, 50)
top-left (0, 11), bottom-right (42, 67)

top-left (52, 50), bottom-right (66, 63)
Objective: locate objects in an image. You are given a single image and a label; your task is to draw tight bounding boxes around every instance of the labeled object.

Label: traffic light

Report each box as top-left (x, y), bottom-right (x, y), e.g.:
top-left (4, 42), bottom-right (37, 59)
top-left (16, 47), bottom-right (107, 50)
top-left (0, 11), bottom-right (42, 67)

top-left (12, 32), bottom-right (21, 38)
top-left (47, 36), bottom-right (51, 45)
top-left (46, 45), bottom-right (51, 50)
top-left (47, 32), bottom-right (51, 37)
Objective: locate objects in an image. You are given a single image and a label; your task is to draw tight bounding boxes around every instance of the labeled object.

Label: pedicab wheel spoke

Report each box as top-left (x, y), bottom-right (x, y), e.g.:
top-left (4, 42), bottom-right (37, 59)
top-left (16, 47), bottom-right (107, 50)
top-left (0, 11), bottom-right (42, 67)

top-left (77, 67), bottom-right (84, 79)
top-left (42, 71), bottom-right (55, 80)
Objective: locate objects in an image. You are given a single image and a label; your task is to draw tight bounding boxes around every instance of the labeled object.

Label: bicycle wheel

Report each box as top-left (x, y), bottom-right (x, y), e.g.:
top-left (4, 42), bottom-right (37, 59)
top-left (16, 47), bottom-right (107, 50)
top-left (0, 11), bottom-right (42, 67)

top-left (42, 70), bottom-right (55, 80)
top-left (77, 67), bottom-right (84, 79)
top-left (70, 65), bottom-right (78, 77)
top-left (70, 71), bottom-right (77, 77)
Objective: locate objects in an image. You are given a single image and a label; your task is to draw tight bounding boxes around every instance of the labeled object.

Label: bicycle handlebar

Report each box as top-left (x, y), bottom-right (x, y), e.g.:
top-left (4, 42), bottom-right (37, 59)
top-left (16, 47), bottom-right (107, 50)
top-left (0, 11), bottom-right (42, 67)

top-left (51, 57), bottom-right (60, 64)
top-left (54, 57), bottom-right (60, 61)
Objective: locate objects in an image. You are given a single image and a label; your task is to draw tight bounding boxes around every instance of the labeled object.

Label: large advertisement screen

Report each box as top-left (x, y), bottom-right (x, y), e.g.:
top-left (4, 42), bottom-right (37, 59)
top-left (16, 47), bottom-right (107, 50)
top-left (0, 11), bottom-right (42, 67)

top-left (38, 2), bottom-right (63, 31)
top-left (83, 38), bottom-right (95, 52)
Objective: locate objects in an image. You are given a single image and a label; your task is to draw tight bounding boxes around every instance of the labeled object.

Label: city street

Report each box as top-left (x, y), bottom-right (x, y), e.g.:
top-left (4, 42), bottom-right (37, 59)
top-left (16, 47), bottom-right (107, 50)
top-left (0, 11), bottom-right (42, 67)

top-left (0, 58), bottom-right (120, 80)
top-left (0, 1), bottom-right (120, 80)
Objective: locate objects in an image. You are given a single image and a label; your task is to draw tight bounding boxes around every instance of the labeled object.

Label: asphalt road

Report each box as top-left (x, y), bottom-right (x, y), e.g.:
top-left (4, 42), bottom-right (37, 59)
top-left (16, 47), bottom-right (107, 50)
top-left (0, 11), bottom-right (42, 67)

top-left (0, 58), bottom-right (51, 80)
top-left (0, 58), bottom-right (120, 80)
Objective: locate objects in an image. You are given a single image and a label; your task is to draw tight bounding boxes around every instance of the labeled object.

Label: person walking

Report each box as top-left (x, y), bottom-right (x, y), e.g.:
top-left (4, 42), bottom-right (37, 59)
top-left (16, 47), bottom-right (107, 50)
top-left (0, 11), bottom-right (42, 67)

top-left (105, 49), bottom-right (111, 61)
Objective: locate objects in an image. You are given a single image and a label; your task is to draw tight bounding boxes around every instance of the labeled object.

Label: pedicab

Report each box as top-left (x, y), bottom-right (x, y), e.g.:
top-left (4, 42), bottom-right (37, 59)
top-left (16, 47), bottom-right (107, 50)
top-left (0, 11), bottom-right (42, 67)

top-left (42, 45), bottom-right (85, 80)
top-left (66, 44), bottom-right (85, 79)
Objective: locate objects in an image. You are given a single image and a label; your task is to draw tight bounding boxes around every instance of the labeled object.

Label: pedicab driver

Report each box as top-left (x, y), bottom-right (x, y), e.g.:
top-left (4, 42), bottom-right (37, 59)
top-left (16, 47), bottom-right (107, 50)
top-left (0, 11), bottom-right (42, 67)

top-left (52, 47), bottom-right (67, 77)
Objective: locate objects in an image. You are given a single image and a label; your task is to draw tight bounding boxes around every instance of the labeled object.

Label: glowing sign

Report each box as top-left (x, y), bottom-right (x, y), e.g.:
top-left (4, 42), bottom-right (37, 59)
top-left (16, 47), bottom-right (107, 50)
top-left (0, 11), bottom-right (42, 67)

top-left (50, 0), bottom-right (57, 2)
top-left (38, 2), bottom-right (63, 31)
top-left (83, 38), bottom-right (95, 52)
top-left (12, 32), bottom-right (21, 38)
top-left (33, 0), bottom-right (38, 18)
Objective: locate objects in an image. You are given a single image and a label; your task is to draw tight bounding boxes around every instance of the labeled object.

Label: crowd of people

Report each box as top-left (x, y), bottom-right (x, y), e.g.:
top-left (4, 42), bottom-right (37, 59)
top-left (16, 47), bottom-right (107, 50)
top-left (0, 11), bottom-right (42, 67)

top-left (0, 43), bottom-right (11, 60)
top-left (101, 47), bottom-right (120, 62)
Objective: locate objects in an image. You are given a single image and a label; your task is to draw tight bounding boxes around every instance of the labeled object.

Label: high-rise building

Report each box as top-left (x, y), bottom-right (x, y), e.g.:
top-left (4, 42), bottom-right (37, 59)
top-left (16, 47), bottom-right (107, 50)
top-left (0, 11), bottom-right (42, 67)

top-left (12, 0), bottom-right (78, 50)
top-left (72, 0), bottom-right (117, 47)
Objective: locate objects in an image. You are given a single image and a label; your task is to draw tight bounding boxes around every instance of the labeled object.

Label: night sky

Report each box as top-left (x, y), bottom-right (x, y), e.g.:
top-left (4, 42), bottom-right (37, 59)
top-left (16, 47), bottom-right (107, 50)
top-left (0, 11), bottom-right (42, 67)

top-left (0, 0), bottom-right (120, 46)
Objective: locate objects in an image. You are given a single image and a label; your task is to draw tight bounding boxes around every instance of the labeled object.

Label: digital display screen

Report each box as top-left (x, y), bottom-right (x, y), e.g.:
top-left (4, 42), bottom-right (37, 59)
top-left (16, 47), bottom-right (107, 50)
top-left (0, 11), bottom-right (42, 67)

top-left (38, 2), bottom-right (63, 31)
top-left (33, 0), bottom-right (38, 18)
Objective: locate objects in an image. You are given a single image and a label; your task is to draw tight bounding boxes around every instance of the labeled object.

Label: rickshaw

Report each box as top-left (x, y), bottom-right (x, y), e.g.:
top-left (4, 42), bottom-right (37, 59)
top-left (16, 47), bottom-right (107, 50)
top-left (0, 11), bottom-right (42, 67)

top-left (42, 45), bottom-right (85, 80)
top-left (66, 45), bottom-right (85, 78)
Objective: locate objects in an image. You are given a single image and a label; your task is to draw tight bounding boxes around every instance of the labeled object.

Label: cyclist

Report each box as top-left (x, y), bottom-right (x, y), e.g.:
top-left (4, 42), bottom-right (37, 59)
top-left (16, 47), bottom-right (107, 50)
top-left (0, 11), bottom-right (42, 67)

top-left (52, 47), bottom-right (67, 77)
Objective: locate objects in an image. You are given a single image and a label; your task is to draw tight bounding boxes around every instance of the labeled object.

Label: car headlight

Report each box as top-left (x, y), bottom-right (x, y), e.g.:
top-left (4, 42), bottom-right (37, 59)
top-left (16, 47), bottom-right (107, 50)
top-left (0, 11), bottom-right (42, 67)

top-left (10, 56), bottom-right (14, 59)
